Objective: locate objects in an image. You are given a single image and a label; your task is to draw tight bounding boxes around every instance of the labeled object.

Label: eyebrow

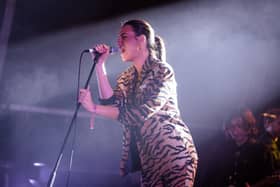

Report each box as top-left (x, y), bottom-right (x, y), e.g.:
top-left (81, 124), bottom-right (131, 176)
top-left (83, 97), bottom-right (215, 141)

top-left (120, 31), bottom-right (135, 36)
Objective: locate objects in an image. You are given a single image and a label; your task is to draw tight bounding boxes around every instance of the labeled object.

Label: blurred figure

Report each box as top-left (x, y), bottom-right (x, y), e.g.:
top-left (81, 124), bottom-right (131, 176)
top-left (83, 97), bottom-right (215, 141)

top-left (200, 107), bottom-right (273, 187)
top-left (263, 108), bottom-right (280, 138)
top-left (223, 107), bottom-right (271, 187)
top-left (260, 108), bottom-right (280, 176)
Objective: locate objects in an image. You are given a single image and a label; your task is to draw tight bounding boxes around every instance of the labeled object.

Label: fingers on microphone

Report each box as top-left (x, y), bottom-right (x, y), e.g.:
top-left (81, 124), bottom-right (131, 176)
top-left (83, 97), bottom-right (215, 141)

top-left (78, 94), bottom-right (83, 103)
top-left (79, 88), bottom-right (87, 94)
top-left (95, 45), bottom-right (101, 52)
top-left (94, 44), bottom-right (108, 53)
top-left (79, 88), bottom-right (91, 102)
top-left (79, 89), bottom-right (86, 103)
top-left (78, 98), bottom-right (82, 103)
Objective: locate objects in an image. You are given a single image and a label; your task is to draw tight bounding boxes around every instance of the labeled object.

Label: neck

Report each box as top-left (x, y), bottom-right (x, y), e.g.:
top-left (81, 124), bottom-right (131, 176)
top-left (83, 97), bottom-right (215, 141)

top-left (133, 48), bottom-right (149, 76)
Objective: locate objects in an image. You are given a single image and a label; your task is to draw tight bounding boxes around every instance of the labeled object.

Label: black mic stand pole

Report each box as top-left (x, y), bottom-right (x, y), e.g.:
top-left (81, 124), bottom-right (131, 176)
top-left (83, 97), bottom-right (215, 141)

top-left (47, 53), bottom-right (101, 187)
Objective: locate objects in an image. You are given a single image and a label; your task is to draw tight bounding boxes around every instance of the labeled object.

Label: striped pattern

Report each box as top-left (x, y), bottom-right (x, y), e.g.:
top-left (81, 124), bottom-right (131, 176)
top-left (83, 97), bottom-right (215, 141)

top-left (101, 59), bottom-right (198, 187)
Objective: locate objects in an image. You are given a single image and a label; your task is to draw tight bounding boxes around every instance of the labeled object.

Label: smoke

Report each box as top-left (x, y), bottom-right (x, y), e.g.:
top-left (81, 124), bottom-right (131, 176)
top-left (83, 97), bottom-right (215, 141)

top-left (1, 0), bottom-right (280, 123)
top-left (146, 0), bottom-right (280, 124)
top-left (3, 66), bottom-right (60, 104)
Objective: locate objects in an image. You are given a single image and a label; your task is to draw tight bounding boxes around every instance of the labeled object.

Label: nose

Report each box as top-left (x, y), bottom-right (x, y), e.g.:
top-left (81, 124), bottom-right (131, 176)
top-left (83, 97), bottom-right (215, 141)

top-left (117, 37), bottom-right (123, 49)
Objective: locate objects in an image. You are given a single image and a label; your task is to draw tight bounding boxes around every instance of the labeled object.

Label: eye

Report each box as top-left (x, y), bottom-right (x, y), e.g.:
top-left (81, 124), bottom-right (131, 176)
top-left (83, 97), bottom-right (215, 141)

top-left (122, 35), bottom-right (128, 40)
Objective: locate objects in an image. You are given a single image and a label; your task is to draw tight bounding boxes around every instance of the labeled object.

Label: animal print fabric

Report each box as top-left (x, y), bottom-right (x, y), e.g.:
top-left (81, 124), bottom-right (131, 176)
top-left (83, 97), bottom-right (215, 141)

top-left (100, 59), bottom-right (198, 187)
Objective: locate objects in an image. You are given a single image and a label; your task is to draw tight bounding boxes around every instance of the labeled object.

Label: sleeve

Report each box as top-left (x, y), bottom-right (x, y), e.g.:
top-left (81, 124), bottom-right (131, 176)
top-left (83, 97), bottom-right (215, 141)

top-left (118, 63), bottom-right (175, 127)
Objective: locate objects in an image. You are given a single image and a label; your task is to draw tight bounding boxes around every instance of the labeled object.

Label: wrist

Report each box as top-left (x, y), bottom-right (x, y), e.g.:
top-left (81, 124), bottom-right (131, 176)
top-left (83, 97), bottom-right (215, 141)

top-left (96, 63), bottom-right (105, 69)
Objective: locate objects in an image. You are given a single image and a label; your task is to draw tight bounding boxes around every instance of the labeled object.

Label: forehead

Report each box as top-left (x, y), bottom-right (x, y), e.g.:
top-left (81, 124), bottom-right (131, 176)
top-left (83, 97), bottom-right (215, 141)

top-left (119, 25), bottom-right (134, 35)
top-left (229, 117), bottom-right (243, 126)
top-left (231, 116), bottom-right (242, 123)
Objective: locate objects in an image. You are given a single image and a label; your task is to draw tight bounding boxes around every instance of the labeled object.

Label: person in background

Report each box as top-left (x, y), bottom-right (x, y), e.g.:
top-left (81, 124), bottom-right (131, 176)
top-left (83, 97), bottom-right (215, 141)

top-left (200, 107), bottom-right (274, 187)
top-left (79, 19), bottom-right (198, 187)
top-left (223, 108), bottom-right (267, 187)
top-left (260, 107), bottom-right (280, 179)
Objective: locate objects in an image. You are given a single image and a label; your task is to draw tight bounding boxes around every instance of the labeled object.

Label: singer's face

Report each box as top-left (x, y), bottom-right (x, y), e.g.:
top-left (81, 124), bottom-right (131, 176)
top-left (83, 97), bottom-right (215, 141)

top-left (118, 25), bottom-right (139, 62)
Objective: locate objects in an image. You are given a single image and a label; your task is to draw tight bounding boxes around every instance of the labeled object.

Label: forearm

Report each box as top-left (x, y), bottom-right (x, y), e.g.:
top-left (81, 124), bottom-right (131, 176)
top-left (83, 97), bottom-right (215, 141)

top-left (95, 64), bottom-right (114, 99)
top-left (94, 104), bottom-right (119, 120)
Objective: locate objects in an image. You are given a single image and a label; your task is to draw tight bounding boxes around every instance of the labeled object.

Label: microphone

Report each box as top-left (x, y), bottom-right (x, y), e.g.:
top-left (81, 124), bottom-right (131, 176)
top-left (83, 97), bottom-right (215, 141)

top-left (83, 46), bottom-right (119, 55)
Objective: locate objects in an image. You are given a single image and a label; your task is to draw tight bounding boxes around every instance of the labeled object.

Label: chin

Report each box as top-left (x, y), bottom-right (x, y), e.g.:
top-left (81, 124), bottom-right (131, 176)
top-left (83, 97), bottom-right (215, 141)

top-left (120, 56), bottom-right (126, 62)
top-left (121, 55), bottom-right (130, 62)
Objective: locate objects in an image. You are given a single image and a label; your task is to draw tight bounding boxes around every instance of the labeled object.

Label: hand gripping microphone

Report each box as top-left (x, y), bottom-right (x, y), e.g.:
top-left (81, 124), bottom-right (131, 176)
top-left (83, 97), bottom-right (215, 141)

top-left (83, 46), bottom-right (119, 55)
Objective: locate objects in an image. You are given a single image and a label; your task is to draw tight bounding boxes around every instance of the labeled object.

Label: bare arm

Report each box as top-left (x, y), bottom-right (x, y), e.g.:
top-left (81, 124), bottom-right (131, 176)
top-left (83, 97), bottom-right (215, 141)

top-left (92, 44), bottom-right (114, 99)
top-left (79, 88), bottom-right (119, 120)
top-left (95, 104), bottom-right (119, 120)
top-left (95, 63), bottom-right (114, 99)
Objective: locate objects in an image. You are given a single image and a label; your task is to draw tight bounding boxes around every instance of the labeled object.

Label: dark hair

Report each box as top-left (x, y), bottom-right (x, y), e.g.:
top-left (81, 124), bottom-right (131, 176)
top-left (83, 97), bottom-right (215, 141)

top-left (122, 19), bottom-right (166, 62)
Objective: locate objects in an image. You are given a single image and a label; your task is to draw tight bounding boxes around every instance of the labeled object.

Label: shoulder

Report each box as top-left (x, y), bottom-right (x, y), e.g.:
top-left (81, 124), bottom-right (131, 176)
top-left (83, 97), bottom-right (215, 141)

top-left (150, 60), bottom-right (174, 78)
top-left (117, 66), bottom-right (135, 82)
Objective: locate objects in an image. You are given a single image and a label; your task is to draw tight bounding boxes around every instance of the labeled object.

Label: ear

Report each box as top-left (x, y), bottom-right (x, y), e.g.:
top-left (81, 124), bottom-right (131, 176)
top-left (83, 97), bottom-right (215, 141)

top-left (136, 34), bottom-right (147, 46)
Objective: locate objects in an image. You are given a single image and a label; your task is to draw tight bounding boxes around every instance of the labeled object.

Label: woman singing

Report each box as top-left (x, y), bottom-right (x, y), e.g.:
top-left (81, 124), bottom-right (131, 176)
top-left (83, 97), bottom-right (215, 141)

top-left (79, 19), bottom-right (198, 187)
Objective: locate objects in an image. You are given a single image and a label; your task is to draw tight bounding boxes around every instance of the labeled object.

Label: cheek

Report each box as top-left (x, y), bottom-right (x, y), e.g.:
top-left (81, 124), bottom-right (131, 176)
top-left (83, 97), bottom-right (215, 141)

top-left (124, 46), bottom-right (137, 58)
top-left (232, 128), bottom-right (245, 136)
top-left (125, 43), bottom-right (135, 51)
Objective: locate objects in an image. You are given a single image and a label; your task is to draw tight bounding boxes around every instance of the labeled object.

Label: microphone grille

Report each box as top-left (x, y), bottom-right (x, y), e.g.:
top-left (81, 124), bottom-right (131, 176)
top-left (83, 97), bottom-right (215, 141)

top-left (109, 46), bottom-right (119, 54)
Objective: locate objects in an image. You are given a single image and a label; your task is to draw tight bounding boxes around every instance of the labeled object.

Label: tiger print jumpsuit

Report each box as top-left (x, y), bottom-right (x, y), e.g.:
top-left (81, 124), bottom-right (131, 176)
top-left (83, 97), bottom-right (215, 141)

top-left (100, 58), bottom-right (198, 187)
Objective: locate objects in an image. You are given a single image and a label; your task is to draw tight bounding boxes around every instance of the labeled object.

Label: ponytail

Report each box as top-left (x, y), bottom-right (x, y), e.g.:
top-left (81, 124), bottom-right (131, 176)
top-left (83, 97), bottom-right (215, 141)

top-left (154, 35), bottom-right (166, 62)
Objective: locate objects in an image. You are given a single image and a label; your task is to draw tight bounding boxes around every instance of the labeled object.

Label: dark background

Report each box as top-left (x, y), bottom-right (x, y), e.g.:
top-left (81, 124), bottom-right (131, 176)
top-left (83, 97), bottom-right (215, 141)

top-left (0, 0), bottom-right (279, 186)
top-left (7, 0), bottom-right (181, 43)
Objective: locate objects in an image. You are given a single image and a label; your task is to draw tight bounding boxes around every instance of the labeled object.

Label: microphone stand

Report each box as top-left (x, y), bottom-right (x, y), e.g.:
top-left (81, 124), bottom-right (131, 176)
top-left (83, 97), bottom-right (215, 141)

top-left (47, 52), bottom-right (101, 187)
